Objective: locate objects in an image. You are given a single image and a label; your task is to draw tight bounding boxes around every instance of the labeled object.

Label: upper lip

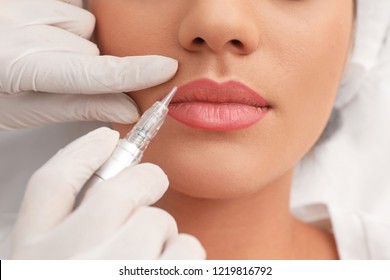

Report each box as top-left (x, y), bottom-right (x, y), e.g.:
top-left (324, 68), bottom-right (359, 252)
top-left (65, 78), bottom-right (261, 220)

top-left (171, 79), bottom-right (269, 108)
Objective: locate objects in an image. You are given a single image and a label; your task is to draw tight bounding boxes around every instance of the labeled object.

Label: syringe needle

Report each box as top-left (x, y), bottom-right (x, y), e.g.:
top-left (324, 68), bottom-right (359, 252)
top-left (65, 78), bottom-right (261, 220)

top-left (161, 86), bottom-right (178, 107)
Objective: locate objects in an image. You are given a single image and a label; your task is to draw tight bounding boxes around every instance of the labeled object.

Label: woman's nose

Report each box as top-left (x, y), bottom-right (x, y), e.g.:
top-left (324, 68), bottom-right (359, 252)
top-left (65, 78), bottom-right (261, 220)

top-left (178, 0), bottom-right (260, 55)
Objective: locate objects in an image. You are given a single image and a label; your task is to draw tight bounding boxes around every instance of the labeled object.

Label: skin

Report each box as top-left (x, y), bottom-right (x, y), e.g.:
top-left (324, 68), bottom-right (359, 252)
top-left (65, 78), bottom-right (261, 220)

top-left (88, 0), bottom-right (354, 259)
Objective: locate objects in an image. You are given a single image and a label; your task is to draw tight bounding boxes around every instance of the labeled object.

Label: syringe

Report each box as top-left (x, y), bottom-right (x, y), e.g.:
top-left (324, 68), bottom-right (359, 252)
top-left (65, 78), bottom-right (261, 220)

top-left (81, 86), bottom-right (177, 192)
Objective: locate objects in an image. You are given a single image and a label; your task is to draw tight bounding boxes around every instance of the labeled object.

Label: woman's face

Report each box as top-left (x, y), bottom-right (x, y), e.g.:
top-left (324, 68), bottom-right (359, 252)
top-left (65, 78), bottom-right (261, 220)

top-left (89, 0), bottom-right (354, 199)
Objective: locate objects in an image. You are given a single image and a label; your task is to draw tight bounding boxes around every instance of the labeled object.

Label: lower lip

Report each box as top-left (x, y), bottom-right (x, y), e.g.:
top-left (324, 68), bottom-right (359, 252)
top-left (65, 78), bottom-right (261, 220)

top-left (168, 102), bottom-right (269, 131)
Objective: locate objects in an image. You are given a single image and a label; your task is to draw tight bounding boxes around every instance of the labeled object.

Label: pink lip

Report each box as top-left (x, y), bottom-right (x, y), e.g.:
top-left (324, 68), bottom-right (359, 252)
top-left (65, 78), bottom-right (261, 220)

top-left (168, 79), bottom-right (270, 131)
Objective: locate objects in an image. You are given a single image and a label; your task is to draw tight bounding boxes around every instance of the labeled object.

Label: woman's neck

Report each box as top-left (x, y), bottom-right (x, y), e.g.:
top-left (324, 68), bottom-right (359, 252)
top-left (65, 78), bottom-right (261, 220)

top-left (154, 170), bottom-right (339, 260)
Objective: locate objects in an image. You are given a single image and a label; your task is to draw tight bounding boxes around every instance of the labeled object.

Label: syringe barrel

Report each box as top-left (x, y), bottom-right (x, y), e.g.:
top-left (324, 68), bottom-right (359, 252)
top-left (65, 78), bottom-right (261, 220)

top-left (95, 139), bottom-right (143, 181)
top-left (125, 102), bottom-right (169, 151)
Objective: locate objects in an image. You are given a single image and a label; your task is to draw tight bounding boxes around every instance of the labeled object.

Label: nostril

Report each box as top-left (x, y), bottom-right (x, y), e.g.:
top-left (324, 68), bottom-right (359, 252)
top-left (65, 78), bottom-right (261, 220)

top-left (230, 39), bottom-right (243, 48)
top-left (193, 37), bottom-right (205, 45)
top-left (188, 37), bottom-right (247, 53)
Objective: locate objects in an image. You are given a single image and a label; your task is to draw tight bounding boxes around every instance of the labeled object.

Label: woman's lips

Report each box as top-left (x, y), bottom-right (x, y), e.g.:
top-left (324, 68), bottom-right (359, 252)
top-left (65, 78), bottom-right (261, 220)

top-left (168, 79), bottom-right (270, 131)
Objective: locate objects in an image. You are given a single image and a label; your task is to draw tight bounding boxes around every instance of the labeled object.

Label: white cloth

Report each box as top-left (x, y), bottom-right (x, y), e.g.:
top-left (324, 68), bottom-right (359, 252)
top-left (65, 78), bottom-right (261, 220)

top-left (1, 0), bottom-right (390, 259)
top-left (291, 0), bottom-right (390, 259)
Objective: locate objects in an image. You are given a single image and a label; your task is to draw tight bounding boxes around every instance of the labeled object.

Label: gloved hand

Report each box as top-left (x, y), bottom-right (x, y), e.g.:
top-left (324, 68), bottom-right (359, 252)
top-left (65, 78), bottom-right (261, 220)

top-left (0, 0), bottom-right (178, 130)
top-left (11, 127), bottom-right (205, 259)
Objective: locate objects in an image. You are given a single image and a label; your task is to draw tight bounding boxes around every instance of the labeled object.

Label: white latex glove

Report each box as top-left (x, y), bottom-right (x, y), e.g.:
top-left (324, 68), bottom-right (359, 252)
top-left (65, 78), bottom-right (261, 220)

top-left (10, 128), bottom-right (205, 260)
top-left (0, 0), bottom-right (178, 130)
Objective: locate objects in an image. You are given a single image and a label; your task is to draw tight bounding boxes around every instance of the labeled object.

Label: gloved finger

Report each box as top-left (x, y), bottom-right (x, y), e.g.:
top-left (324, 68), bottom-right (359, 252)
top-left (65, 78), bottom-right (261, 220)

top-left (73, 207), bottom-right (178, 260)
top-left (0, 92), bottom-right (139, 130)
top-left (160, 234), bottom-right (207, 260)
top-left (2, 0), bottom-right (94, 38)
top-left (12, 127), bottom-right (119, 240)
top-left (6, 52), bottom-right (178, 94)
top-left (0, 24), bottom-right (100, 94)
top-left (47, 164), bottom-right (169, 254)
top-left (13, 24), bottom-right (101, 56)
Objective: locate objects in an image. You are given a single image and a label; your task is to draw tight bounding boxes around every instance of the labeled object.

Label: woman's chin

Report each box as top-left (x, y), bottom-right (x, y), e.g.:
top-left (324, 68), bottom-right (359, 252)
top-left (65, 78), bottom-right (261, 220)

top-left (141, 151), bottom-right (270, 200)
